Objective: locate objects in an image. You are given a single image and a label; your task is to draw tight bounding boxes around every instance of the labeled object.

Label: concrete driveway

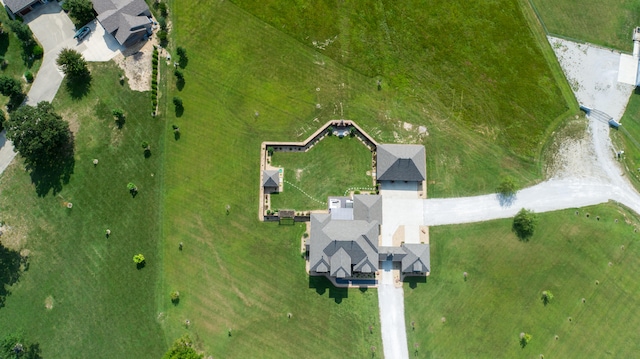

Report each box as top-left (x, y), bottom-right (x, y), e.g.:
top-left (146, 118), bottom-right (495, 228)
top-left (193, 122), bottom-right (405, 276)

top-left (23, 2), bottom-right (77, 105)
top-left (76, 20), bottom-right (123, 61)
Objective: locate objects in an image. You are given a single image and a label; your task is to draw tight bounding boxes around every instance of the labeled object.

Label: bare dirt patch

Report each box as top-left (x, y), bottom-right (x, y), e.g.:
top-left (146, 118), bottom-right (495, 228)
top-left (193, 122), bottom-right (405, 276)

top-left (295, 169), bottom-right (303, 181)
top-left (113, 37), bottom-right (158, 92)
top-left (544, 116), bottom-right (607, 181)
top-left (0, 223), bottom-right (27, 251)
top-left (44, 295), bottom-right (54, 310)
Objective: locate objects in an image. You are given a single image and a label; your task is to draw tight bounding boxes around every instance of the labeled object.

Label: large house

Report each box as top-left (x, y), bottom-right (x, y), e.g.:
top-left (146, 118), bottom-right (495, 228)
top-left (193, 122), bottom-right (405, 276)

top-left (4, 0), bottom-right (44, 18)
top-left (308, 143), bottom-right (430, 282)
top-left (93, 0), bottom-right (152, 47)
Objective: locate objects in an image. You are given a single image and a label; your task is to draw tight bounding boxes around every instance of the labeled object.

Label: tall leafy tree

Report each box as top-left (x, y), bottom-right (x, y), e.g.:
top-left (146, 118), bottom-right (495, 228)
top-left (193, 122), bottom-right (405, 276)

top-left (61, 0), bottom-right (95, 27)
top-left (512, 208), bottom-right (537, 240)
top-left (5, 102), bottom-right (73, 167)
top-left (162, 335), bottom-right (203, 359)
top-left (56, 48), bottom-right (89, 79)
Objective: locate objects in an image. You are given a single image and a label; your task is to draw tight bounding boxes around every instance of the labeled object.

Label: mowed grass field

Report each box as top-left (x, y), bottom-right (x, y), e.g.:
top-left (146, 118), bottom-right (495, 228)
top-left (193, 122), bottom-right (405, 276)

top-left (531, 0), bottom-right (640, 51)
top-left (228, 0), bottom-right (574, 197)
top-left (613, 91), bottom-right (640, 191)
top-left (405, 203), bottom-right (640, 358)
top-left (0, 63), bottom-right (166, 358)
top-left (270, 135), bottom-right (374, 211)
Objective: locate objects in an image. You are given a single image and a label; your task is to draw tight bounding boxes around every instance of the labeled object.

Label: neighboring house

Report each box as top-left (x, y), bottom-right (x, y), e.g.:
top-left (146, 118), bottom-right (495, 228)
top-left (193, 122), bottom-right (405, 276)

top-left (376, 144), bottom-right (426, 182)
top-left (262, 169), bottom-right (280, 193)
top-left (93, 0), bottom-right (152, 47)
top-left (4, 0), bottom-right (43, 18)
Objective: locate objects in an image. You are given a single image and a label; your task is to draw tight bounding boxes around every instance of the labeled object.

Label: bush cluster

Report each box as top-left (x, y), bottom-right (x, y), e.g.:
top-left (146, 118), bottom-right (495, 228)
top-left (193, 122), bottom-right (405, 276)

top-left (151, 47), bottom-right (159, 112)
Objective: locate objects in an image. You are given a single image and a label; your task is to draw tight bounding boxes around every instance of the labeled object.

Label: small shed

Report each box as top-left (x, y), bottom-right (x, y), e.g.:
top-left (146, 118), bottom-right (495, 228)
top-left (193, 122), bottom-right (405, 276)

top-left (262, 169), bottom-right (280, 190)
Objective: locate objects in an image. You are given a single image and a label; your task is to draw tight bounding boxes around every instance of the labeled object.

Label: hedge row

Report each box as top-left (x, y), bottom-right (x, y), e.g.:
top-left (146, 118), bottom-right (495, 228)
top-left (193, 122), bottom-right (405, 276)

top-left (151, 47), bottom-right (159, 113)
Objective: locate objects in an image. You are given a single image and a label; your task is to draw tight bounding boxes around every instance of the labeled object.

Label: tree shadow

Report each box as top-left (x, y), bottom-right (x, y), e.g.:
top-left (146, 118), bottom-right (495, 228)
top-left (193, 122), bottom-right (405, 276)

top-left (0, 243), bottom-right (26, 309)
top-left (497, 193), bottom-right (516, 207)
top-left (144, 149), bottom-right (151, 158)
top-left (175, 105), bottom-right (184, 117)
top-left (176, 78), bottom-right (185, 91)
top-left (27, 143), bottom-right (75, 197)
top-left (0, 32), bottom-right (9, 57)
top-left (308, 276), bottom-right (348, 303)
top-left (174, 131), bottom-right (180, 141)
top-left (136, 261), bottom-right (146, 270)
top-left (115, 117), bottom-right (125, 129)
top-left (65, 73), bottom-right (92, 99)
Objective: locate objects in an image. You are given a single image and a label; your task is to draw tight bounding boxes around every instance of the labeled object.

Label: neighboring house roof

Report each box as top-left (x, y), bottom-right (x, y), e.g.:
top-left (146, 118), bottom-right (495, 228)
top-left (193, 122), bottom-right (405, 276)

top-left (5, 0), bottom-right (38, 13)
top-left (376, 144), bottom-right (426, 182)
top-left (93, 0), bottom-right (151, 46)
top-left (262, 169), bottom-right (279, 188)
top-left (401, 243), bottom-right (430, 273)
top-left (308, 213), bottom-right (379, 275)
top-left (353, 194), bottom-right (382, 224)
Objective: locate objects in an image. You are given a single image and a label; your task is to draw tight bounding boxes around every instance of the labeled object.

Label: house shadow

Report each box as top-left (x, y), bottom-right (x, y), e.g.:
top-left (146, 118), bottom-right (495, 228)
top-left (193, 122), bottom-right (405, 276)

top-left (309, 276), bottom-right (348, 303)
top-left (403, 276), bottom-right (427, 289)
top-left (0, 243), bottom-right (25, 309)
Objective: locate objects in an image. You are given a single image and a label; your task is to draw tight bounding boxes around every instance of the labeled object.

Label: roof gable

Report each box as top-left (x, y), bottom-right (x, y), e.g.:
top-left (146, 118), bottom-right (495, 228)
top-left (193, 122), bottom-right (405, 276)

top-left (4, 0), bottom-right (38, 13)
top-left (262, 169), bottom-right (279, 187)
top-left (377, 144), bottom-right (426, 182)
top-left (401, 243), bottom-right (430, 273)
top-left (353, 194), bottom-right (382, 224)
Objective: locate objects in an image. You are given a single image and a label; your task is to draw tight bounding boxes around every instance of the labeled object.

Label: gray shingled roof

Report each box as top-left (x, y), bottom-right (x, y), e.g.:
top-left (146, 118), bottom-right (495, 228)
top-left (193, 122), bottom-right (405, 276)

top-left (401, 243), bottom-right (430, 273)
top-left (353, 195), bottom-right (382, 224)
top-left (4, 0), bottom-right (38, 13)
top-left (308, 214), bottom-right (379, 275)
top-left (94, 0), bottom-right (150, 46)
top-left (262, 169), bottom-right (279, 188)
top-left (376, 144), bottom-right (426, 182)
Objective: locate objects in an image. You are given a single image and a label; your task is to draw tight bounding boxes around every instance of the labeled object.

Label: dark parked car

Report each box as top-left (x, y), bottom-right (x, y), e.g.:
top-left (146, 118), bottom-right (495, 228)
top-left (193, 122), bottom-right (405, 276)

top-left (74, 26), bottom-right (91, 41)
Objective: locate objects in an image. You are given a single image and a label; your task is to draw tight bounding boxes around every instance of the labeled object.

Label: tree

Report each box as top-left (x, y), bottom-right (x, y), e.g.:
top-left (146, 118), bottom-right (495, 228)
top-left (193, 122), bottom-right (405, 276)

top-left (497, 176), bottom-right (518, 198)
top-left (0, 75), bottom-right (23, 101)
top-left (5, 102), bottom-right (73, 167)
top-left (61, 0), bottom-right (95, 27)
top-left (133, 254), bottom-right (145, 264)
top-left (512, 208), bottom-right (537, 240)
top-left (519, 332), bottom-right (532, 347)
top-left (56, 48), bottom-right (89, 79)
top-left (541, 290), bottom-right (554, 305)
top-left (8, 21), bottom-right (33, 45)
top-left (162, 335), bottom-right (203, 359)
top-left (170, 291), bottom-right (180, 303)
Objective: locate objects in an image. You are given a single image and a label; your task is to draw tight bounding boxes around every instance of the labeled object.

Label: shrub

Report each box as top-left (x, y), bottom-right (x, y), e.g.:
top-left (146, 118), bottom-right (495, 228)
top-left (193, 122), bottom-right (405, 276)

top-left (141, 141), bottom-right (149, 149)
top-left (513, 208), bottom-right (537, 240)
top-left (133, 254), bottom-right (145, 264)
top-left (31, 45), bottom-right (43, 58)
top-left (170, 291), bottom-right (180, 303)
top-left (157, 30), bottom-right (168, 45)
top-left (327, 126), bottom-right (334, 135)
top-left (24, 71), bottom-right (33, 83)
top-left (173, 96), bottom-right (183, 108)
top-left (157, 17), bottom-right (167, 31)
top-left (157, 2), bottom-right (168, 17)
top-left (541, 290), bottom-right (554, 305)
top-left (497, 176), bottom-right (518, 198)
top-left (267, 146), bottom-right (274, 156)
top-left (174, 69), bottom-right (184, 81)
top-left (127, 182), bottom-right (137, 192)
top-left (519, 332), bottom-right (532, 347)
top-left (112, 108), bottom-right (124, 120)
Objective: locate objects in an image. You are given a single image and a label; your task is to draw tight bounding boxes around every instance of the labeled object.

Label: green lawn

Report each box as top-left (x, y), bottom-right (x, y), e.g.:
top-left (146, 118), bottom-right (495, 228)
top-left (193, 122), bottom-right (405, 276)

top-left (613, 91), bottom-right (640, 191)
top-left (0, 12), bottom-right (41, 110)
top-left (530, 0), bottom-right (640, 51)
top-left (0, 63), bottom-right (166, 358)
top-left (405, 203), bottom-right (640, 357)
top-left (270, 135), bottom-right (374, 211)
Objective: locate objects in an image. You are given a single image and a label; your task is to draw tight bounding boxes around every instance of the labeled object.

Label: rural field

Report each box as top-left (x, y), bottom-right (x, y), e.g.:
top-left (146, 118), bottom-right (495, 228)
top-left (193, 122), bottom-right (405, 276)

top-left (0, 0), bottom-right (596, 358)
top-left (531, 0), bottom-right (640, 51)
top-left (0, 63), bottom-right (166, 358)
top-left (612, 91), bottom-right (640, 191)
top-left (405, 203), bottom-right (640, 358)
